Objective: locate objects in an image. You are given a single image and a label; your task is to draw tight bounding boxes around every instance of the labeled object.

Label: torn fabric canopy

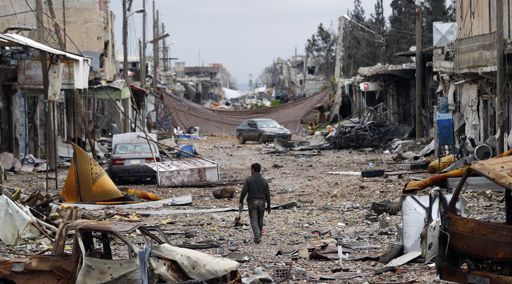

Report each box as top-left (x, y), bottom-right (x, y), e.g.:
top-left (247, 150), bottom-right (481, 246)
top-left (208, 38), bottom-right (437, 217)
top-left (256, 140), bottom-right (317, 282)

top-left (61, 143), bottom-right (124, 203)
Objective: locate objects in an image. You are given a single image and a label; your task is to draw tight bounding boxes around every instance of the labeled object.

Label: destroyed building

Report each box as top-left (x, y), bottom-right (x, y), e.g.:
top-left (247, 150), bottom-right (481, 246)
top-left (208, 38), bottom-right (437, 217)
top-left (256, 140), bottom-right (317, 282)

top-left (259, 55), bottom-right (325, 99)
top-left (0, 0), bottom-right (116, 162)
top-left (432, 0), bottom-right (512, 145)
top-left (174, 62), bottom-right (234, 104)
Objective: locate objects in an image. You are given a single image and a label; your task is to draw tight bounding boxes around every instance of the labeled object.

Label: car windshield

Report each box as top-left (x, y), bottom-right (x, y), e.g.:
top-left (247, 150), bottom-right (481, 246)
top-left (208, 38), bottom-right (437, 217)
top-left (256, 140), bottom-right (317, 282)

top-left (256, 120), bottom-right (280, 128)
top-left (114, 143), bottom-right (157, 155)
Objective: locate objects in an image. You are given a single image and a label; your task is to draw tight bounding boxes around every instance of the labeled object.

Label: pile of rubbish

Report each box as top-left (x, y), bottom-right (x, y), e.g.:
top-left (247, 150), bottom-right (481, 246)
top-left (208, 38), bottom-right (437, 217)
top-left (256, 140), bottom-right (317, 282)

top-left (325, 121), bottom-right (397, 150)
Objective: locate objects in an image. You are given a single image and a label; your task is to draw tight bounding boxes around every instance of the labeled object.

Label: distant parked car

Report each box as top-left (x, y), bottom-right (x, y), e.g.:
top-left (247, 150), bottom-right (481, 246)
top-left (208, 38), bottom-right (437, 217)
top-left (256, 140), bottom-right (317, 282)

top-left (245, 94), bottom-right (257, 105)
top-left (236, 118), bottom-right (291, 144)
top-left (108, 133), bottom-right (160, 183)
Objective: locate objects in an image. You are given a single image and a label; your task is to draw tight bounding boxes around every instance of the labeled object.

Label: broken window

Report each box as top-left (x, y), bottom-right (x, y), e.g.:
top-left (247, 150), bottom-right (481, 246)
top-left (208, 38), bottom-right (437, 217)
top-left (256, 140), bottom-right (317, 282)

top-left (80, 230), bottom-right (136, 260)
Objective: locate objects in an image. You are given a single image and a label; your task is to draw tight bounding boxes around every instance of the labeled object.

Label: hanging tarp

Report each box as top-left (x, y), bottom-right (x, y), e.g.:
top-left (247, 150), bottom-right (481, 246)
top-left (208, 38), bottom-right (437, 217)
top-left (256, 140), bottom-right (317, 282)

top-left (161, 91), bottom-right (328, 135)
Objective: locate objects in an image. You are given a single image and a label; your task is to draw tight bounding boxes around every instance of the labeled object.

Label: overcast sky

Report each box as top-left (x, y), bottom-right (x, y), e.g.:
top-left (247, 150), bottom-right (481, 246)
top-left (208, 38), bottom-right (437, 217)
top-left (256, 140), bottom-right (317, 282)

top-left (111, 0), bottom-right (391, 89)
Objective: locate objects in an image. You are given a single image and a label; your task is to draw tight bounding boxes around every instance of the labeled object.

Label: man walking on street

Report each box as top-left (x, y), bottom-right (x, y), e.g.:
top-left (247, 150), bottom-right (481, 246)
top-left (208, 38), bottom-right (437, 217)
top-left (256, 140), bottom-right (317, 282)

top-left (239, 163), bottom-right (271, 244)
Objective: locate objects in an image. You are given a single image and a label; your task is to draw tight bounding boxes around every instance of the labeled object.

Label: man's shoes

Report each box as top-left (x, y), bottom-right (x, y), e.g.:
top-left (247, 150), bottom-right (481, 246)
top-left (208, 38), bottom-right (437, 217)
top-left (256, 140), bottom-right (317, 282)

top-left (254, 238), bottom-right (261, 244)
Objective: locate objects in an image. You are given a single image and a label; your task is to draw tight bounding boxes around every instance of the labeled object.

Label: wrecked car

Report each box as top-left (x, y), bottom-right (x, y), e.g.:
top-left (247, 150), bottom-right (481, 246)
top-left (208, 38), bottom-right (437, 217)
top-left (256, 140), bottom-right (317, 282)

top-left (108, 132), bottom-right (161, 183)
top-left (435, 156), bottom-right (512, 283)
top-left (0, 220), bottom-right (240, 283)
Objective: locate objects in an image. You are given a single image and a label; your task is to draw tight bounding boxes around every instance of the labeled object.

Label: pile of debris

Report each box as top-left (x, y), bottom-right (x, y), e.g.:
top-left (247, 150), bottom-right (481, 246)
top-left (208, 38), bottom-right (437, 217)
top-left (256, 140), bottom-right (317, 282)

top-left (325, 121), bottom-right (397, 150)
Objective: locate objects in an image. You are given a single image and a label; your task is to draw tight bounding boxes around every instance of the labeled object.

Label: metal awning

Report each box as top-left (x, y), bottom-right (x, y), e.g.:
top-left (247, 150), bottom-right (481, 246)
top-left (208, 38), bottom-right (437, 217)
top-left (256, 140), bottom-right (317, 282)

top-left (0, 33), bottom-right (90, 89)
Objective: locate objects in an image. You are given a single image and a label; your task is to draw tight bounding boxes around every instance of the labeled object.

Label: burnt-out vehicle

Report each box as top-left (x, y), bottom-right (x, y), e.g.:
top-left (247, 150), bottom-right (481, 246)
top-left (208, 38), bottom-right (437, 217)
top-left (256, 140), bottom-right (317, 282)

top-left (0, 220), bottom-right (240, 283)
top-left (435, 156), bottom-right (512, 283)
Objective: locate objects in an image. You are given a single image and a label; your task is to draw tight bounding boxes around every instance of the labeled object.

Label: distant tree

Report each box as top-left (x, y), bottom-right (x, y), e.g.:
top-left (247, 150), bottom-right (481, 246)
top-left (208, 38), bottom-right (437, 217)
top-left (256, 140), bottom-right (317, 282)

top-left (424, 0), bottom-right (450, 46)
top-left (341, 0), bottom-right (370, 76)
top-left (447, 0), bottom-right (456, 22)
top-left (386, 0), bottom-right (416, 63)
top-left (367, 0), bottom-right (387, 64)
top-left (305, 23), bottom-right (337, 79)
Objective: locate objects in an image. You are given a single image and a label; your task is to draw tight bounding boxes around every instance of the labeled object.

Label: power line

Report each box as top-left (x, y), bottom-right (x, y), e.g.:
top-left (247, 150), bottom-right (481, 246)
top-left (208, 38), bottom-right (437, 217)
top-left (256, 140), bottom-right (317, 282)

top-left (8, 0), bottom-right (21, 25)
top-left (0, 9), bottom-right (31, 19)
top-left (22, 0), bottom-right (83, 56)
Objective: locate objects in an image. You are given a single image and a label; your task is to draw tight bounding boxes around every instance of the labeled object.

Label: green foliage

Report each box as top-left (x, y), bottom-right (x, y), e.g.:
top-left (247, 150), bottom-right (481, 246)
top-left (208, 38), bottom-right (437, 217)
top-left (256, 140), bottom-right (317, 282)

top-left (271, 99), bottom-right (281, 106)
top-left (386, 0), bottom-right (416, 64)
top-left (321, 76), bottom-right (338, 100)
top-left (341, 0), bottom-right (387, 77)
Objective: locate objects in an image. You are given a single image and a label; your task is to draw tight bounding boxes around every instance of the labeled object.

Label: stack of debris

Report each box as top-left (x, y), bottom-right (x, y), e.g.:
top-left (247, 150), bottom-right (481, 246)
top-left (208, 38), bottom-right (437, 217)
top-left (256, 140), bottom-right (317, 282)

top-left (326, 121), bottom-right (397, 150)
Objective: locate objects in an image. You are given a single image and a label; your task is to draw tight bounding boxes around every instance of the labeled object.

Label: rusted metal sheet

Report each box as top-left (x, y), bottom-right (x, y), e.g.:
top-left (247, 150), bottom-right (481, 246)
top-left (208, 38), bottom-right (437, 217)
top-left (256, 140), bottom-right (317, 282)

top-left (160, 91), bottom-right (328, 135)
top-left (439, 266), bottom-right (512, 284)
top-left (437, 167), bottom-right (512, 283)
top-left (146, 158), bottom-right (219, 187)
top-left (447, 215), bottom-right (512, 261)
top-left (0, 255), bottom-right (77, 284)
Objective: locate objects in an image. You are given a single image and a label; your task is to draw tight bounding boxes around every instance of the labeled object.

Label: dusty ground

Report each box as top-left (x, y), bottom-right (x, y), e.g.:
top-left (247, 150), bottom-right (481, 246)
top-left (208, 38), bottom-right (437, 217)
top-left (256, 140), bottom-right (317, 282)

top-left (2, 136), bottom-right (451, 283)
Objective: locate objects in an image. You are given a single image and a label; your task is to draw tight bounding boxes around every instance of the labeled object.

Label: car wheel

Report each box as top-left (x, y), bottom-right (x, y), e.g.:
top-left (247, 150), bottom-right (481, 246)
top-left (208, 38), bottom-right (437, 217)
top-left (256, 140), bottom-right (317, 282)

top-left (238, 135), bottom-right (246, 144)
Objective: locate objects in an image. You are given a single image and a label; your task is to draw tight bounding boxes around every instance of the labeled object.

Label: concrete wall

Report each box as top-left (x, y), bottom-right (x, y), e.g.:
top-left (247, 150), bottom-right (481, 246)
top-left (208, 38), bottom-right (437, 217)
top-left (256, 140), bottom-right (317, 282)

top-left (456, 0), bottom-right (512, 39)
top-left (0, 0), bottom-right (115, 80)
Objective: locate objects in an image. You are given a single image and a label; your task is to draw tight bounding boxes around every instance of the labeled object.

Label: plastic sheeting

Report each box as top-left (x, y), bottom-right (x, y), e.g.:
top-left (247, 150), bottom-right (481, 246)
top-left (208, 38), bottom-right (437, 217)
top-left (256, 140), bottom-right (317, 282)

top-left (161, 92), bottom-right (328, 135)
top-left (222, 88), bottom-right (244, 99)
top-left (0, 195), bottom-right (41, 245)
top-left (460, 83), bottom-right (479, 141)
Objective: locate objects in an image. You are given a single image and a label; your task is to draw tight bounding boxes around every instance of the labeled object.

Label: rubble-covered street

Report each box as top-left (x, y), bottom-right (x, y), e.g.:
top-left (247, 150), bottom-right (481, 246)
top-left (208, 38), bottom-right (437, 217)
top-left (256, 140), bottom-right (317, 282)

top-left (2, 136), bottom-right (445, 282)
top-left (2, 0), bottom-right (512, 283)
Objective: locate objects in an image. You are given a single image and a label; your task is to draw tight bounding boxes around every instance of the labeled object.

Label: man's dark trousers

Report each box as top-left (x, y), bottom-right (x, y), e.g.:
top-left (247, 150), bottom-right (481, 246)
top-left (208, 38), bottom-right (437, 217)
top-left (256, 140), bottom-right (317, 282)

top-left (248, 199), bottom-right (265, 241)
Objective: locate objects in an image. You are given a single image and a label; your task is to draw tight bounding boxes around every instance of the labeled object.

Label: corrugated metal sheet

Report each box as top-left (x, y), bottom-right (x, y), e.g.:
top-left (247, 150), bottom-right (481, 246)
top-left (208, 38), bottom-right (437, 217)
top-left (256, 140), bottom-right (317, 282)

top-left (146, 158), bottom-right (219, 187)
top-left (160, 92), bottom-right (328, 135)
top-left (471, 155), bottom-right (512, 189)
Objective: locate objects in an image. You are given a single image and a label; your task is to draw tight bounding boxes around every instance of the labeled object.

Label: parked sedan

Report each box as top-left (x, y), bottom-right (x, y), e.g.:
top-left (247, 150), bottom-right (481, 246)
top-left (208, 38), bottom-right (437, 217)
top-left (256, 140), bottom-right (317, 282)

top-left (236, 118), bottom-right (291, 144)
top-left (108, 142), bottom-right (160, 183)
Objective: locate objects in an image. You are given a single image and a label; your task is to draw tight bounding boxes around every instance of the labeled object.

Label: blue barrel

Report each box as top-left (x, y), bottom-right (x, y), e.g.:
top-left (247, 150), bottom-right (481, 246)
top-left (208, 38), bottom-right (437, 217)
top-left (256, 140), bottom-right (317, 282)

top-left (437, 112), bottom-right (455, 147)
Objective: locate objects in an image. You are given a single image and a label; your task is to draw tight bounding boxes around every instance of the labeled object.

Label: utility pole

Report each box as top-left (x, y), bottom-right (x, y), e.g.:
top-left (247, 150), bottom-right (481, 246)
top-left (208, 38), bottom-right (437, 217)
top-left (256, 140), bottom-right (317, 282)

top-left (141, 0), bottom-right (146, 88)
top-left (415, 4), bottom-right (423, 139)
top-left (162, 23), bottom-right (168, 72)
top-left (36, 0), bottom-right (56, 171)
top-left (122, 0), bottom-right (130, 132)
top-left (497, 0), bottom-right (505, 154)
top-left (152, 1), bottom-right (158, 90)
top-left (330, 15), bottom-right (346, 121)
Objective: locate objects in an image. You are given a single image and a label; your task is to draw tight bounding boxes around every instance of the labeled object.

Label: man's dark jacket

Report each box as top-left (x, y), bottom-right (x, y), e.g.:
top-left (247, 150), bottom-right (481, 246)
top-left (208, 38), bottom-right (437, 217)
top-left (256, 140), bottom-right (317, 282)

top-left (239, 173), bottom-right (270, 206)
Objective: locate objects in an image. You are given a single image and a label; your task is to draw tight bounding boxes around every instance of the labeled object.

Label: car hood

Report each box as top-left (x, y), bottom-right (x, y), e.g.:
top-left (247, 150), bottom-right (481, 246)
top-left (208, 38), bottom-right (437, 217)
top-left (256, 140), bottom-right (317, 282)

top-left (260, 127), bottom-right (290, 134)
top-left (111, 153), bottom-right (160, 159)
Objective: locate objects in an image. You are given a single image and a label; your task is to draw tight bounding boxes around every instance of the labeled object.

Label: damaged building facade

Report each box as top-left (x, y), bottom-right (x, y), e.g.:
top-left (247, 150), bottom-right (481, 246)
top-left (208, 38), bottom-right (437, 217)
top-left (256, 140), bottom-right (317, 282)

top-left (259, 55), bottom-right (325, 99)
top-left (0, 0), bottom-right (116, 160)
top-left (351, 0), bottom-right (512, 144)
top-left (173, 62), bottom-right (234, 104)
top-left (433, 0), bottom-right (512, 146)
